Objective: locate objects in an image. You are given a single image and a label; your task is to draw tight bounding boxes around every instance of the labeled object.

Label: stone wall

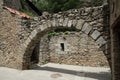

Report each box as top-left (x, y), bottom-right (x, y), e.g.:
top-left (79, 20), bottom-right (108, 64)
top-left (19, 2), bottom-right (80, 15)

top-left (39, 34), bottom-right (50, 65)
top-left (39, 32), bottom-right (109, 67)
top-left (20, 6), bottom-right (105, 42)
top-left (0, 4), bottom-right (110, 69)
top-left (0, 8), bottom-right (23, 68)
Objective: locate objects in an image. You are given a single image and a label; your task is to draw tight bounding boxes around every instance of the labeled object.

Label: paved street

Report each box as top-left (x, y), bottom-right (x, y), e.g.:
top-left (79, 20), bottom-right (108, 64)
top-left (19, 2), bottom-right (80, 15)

top-left (0, 63), bottom-right (111, 80)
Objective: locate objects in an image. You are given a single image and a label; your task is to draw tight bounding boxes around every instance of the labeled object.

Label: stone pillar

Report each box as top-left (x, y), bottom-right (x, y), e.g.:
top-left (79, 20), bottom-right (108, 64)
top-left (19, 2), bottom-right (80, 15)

top-left (111, 20), bottom-right (120, 80)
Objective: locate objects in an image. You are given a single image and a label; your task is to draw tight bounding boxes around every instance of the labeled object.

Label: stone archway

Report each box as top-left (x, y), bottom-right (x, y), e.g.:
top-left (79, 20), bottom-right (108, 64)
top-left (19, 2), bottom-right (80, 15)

top-left (18, 17), bottom-right (110, 69)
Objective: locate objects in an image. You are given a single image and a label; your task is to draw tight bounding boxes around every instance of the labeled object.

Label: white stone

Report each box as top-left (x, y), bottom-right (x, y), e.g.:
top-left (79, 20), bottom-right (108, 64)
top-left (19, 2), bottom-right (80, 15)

top-left (63, 18), bottom-right (69, 27)
top-left (96, 37), bottom-right (106, 47)
top-left (47, 20), bottom-right (51, 28)
top-left (29, 30), bottom-right (37, 39)
top-left (76, 19), bottom-right (85, 30)
top-left (91, 30), bottom-right (101, 40)
top-left (68, 20), bottom-right (72, 27)
top-left (72, 20), bottom-right (77, 27)
top-left (81, 23), bottom-right (92, 34)
top-left (24, 37), bottom-right (31, 47)
top-left (58, 18), bottom-right (64, 26)
top-left (51, 19), bottom-right (58, 27)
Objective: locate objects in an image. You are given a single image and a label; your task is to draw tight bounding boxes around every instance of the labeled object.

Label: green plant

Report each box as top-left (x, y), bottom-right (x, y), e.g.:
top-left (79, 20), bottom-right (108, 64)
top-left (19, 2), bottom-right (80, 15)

top-left (19, 0), bottom-right (36, 17)
top-left (64, 31), bottom-right (69, 35)
top-left (19, 8), bottom-right (36, 17)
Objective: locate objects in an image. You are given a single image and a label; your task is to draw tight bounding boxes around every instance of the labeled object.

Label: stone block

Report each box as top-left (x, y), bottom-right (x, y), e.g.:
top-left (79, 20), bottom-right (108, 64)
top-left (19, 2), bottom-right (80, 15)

top-left (100, 44), bottom-right (107, 51)
top-left (81, 23), bottom-right (92, 34)
top-left (29, 30), bottom-right (37, 39)
top-left (90, 30), bottom-right (101, 40)
top-left (63, 18), bottom-right (69, 27)
top-left (43, 22), bottom-right (49, 30)
top-left (68, 20), bottom-right (72, 28)
top-left (51, 19), bottom-right (58, 27)
top-left (24, 37), bottom-right (31, 47)
top-left (76, 19), bottom-right (85, 30)
top-left (38, 24), bottom-right (47, 31)
top-left (72, 20), bottom-right (77, 27)
top-left (47, 20), bottom-right (51, 28)
top-left (96, 37), bottom-right (106, 47)
top-left (58, 18), bottom-right (64, 26)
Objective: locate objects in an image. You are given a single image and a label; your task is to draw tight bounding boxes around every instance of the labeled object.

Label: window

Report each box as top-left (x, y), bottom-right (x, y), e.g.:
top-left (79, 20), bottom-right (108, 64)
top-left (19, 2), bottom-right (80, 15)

top-left (60, 43), bottom-right (65, 51)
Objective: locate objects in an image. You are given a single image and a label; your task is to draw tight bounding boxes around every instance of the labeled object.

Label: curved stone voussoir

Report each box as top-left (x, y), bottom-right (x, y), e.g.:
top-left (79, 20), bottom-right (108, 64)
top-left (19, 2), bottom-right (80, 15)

top-left (67, 20), bottom-right (73, 28)
top-left (72, 20), bottom-right (78, 27)
top-left (24, 37), bottom-right (32, 48)
top-left (51, 18), bottom-right (59, 28)
top-left (58, 18), bottom-right (64, 27)
top-left (100, 44), bottom-right (109, 52)
top-left (29, 30), bottom-right (38, 40)
top-left (76, 19), bottom-right (85, 30)
top-left (81, 23), bottom-right (92, 34)
top-left (47, 20), bottom-right (52, 28)
top-left (38, 24), bottom-right (47, 31)
top-left (63, 18), bottom-right (69, 27)
top-left (95, 36), bottom-right (106, 47)
top-left (90, 30), bottom-right (101, 40)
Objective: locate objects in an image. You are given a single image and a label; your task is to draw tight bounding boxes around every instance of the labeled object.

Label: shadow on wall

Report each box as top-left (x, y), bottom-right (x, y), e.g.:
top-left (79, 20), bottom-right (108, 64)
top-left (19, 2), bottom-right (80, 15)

top-left (31, 65), bottom-right (111, 80)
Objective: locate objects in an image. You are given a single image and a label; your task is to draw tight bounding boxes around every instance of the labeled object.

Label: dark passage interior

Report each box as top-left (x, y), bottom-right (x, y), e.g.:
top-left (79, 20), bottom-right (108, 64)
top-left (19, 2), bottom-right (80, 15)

top-left (30, 44), bottom-right (39, 64)
top-left (60, 43), bottom-right (65, 51)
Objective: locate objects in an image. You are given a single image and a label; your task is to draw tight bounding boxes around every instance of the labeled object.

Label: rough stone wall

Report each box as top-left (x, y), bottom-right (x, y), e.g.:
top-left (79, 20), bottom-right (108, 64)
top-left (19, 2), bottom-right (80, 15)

top-left (0, 4), bottom-right (110, 69)
top-left (0, 8), bottom-right (22, 68)
top-left (47, 32), bottom-right (109, 67)
top-left (0, 0), bottom-right (3, 65)
top-left (39, 34), bottom-right (50, 65)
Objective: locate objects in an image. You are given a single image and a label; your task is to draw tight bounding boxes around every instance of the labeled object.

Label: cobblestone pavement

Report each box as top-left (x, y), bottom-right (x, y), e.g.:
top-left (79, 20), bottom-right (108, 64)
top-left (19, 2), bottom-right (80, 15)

top-left (0, 63), bottom-right (111, 80)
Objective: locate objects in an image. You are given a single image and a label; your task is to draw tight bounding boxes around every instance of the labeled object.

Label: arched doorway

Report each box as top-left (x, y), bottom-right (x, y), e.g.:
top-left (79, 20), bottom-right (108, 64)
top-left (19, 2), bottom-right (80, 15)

top-left (21, 28), bottom-right (111, 80)
top-left (20, 18), bottom-right (111, 71)
top-left (30, 42), bottom-right (39, 67)
top-left (21, 28), bottom-right (110, 69)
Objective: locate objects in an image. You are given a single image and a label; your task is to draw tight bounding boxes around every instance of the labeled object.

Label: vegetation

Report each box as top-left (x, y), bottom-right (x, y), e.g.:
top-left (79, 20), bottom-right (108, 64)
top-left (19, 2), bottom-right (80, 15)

top-left (19, 0), bottom-right (103, 16)
top-left (91, 0), bottom-right (103, 6)
top-left (30, 0), bottom-right (103, 13)
top-left (31, 0), bottom-right (83, 13)
top-left (48, 29), bottom-right (73, 38)
top-left (19, 0), bottom-right (36, 17)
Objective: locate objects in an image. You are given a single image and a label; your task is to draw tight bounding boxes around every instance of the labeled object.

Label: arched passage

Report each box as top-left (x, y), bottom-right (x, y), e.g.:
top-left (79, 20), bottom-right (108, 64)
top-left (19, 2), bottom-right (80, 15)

top-left (19, 18), bottom-right (110, 69)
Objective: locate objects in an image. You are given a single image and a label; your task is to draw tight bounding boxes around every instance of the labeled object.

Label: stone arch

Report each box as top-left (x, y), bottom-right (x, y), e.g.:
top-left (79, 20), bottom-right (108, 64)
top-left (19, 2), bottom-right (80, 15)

top-left (19, 18), bottom-right (109, 69)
